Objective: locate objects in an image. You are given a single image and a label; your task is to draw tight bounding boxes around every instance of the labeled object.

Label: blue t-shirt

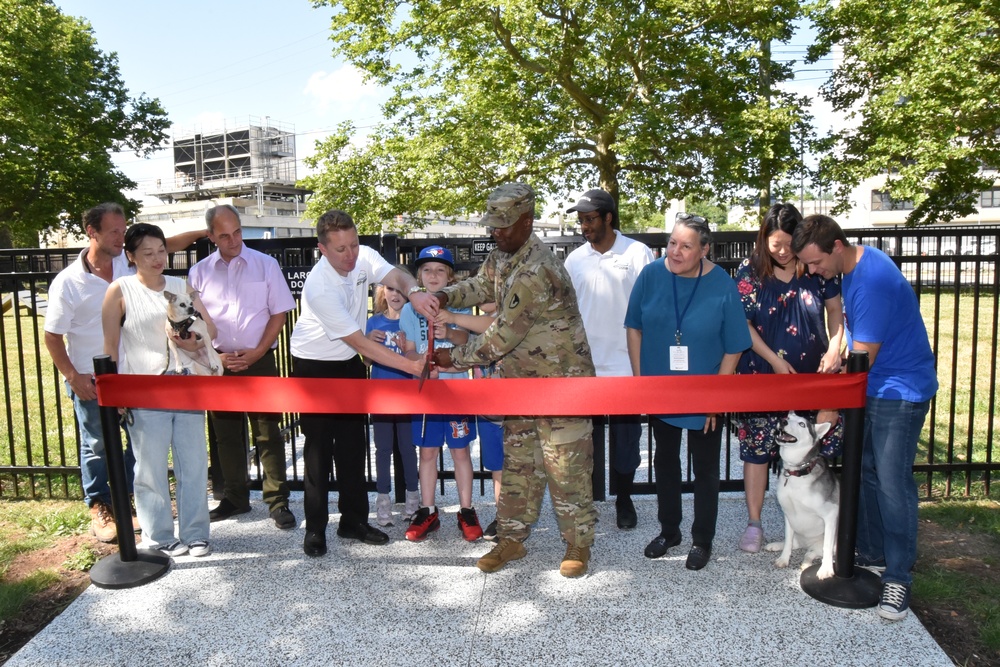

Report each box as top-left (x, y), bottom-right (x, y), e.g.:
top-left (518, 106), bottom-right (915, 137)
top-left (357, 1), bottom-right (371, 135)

top-left (365, 313), bottom-right (411, 380)
top-left (399, 303), bottom-right (471, 381)
top-left (842, 246), bottom-right (938, 402)
top-left (625, 260), bottom-right (751, 430)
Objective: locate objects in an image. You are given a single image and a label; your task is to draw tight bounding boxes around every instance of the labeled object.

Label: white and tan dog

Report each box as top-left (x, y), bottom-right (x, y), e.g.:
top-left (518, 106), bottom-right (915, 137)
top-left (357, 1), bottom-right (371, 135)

top-left (765, 411), bottom-right (839, 579)
top-left (164, 290), bottom-right (222, 376)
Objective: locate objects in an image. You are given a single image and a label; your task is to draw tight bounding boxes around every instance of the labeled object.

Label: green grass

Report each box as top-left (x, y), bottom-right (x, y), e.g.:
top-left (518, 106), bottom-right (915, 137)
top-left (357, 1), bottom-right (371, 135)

top-left (915, 499), bottom-right (1000, 653)
top-left (0, 499), bottom-right (90, 624)
top-left (918, 289), bottom-right (1000, 498)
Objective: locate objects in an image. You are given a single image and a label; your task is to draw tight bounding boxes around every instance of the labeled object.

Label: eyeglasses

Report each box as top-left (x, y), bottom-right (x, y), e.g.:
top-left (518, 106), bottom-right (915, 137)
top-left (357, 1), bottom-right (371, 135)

top-left (578, 212), bottom-right (603, 225)
top-left (675, 212), bottom-right (707, 225)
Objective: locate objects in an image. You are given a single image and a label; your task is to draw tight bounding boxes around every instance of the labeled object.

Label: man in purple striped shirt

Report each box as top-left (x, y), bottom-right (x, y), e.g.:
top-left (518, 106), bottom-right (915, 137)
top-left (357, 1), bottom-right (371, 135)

top-left (188, 205), bottom-right (298, 530)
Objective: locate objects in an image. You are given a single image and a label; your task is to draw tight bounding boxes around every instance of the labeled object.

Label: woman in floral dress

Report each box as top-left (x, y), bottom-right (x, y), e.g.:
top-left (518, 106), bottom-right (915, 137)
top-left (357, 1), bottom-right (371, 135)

top-left (733, 203), bottom-right (845, 553)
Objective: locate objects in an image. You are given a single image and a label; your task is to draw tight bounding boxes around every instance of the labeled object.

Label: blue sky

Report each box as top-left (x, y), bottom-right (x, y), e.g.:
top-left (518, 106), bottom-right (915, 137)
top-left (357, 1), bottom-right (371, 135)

top-left (56, 0), bottom-right (391, 203)
top-left (55, 1), bottom-right (839, 206)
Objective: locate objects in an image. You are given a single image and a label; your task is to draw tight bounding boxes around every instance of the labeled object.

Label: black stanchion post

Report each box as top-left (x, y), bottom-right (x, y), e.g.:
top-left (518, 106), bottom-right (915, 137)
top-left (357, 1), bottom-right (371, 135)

top-left (88, 354), bottom-right (171, 589)
top-left (800, 351), bottom-right (881, 607)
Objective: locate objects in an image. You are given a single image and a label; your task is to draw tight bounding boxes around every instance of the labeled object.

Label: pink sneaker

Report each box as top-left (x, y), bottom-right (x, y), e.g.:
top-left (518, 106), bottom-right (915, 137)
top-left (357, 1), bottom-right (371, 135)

top-left (739, 525), bottom-right (764, 553)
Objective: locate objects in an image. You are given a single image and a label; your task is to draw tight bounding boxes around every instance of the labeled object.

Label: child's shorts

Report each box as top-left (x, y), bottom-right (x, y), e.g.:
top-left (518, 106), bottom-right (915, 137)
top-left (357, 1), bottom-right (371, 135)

top-left (413, 415), bottom-right (476, 449)
top-left (477, 416), bottom-right (504, 471)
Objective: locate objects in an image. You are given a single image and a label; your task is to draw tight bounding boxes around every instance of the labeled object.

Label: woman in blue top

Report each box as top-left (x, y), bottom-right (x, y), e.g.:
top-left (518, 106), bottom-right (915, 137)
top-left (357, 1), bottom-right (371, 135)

top-left (732, 204), bottom-right (845, 554)
top-left (625, 214), bottom-right (751, 570)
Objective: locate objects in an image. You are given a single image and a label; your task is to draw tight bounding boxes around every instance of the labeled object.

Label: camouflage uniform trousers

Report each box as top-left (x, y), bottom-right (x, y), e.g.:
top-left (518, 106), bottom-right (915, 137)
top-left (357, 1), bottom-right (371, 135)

top-left (497, 416), bottom-right (598, 548)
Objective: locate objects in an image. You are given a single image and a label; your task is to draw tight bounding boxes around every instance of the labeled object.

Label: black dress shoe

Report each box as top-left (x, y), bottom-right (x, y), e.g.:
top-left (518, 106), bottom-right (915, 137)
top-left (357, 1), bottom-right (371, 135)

top-left (270, 506), bottom-right (296, 530)
top-left (303, 531), bottom-right (327, 557)
top-left (643, 533), bottom-right (682, 559)
top-left (337, 522), bottom-right (390, 545)
top-left (616, 496), bottom-right (638, 530)
top-left (685, 544), bottom-right (712, 570)
top-left (209, 498), bottom-right (251, 522)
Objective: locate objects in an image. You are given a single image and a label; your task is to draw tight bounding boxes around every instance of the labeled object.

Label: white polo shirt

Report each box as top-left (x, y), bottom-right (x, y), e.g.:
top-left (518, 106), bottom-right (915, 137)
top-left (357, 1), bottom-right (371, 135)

top-left (44, 250), bottom-right (133, 375)
top-left (290, 245), bottom-right (393, 361)
top-left (565, 230), bottom-right (654, 376)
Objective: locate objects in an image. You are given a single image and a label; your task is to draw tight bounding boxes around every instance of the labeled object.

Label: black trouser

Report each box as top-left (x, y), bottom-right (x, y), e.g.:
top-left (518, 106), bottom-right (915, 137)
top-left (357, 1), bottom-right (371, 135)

top-left (651, 418), bottom-right (722, 546)
top-left (209, 350), bottom-right (288, 511)
top-left (293, 355), bottom-right (368, 536)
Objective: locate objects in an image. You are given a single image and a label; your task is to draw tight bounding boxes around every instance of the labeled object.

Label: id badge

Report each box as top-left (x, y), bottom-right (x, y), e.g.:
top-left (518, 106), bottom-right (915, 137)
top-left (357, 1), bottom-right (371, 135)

top-left (669, 345), bottom-right (689, 372)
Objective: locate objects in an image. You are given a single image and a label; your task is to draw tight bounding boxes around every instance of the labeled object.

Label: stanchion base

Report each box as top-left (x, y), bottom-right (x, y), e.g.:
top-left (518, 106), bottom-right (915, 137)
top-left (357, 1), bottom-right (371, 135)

top-left (90, 549), bottom-right (171, 590)
top-left (800, 563), bottom-right (881, 608)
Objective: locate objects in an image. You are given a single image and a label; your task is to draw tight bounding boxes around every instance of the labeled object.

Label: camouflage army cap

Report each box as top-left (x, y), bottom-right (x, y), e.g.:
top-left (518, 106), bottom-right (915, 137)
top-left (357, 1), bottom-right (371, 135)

top-left (480, 183), bottom-right (535, 229)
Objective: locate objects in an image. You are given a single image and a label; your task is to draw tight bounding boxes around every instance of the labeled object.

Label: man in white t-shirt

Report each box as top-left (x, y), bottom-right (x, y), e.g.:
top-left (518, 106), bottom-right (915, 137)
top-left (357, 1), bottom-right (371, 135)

top-left (289, 209), bottom-right (426, 557)
top-left (564, 189), bottom-right (654, 530)
top-left (44, 202), bottom-right (206, 543)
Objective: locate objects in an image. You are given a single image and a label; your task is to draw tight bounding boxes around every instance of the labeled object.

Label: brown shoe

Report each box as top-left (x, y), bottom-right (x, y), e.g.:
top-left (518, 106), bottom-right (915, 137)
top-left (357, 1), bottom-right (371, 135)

top-left (476, 537), bottom-right (526, 573)
top-left (89, 501), bottom-right (117, 543)
top-left (559, 544), bottom-right (590, 578)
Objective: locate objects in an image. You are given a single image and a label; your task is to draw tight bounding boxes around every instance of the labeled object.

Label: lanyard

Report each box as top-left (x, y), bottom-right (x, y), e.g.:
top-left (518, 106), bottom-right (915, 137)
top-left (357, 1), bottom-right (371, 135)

top-left (671, 259), bottom-right (703, 345)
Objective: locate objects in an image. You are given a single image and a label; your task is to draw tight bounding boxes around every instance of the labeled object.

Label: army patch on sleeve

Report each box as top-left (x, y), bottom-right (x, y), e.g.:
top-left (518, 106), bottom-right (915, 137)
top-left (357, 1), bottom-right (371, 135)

top-left (508, 293), bottom-right (520, 309)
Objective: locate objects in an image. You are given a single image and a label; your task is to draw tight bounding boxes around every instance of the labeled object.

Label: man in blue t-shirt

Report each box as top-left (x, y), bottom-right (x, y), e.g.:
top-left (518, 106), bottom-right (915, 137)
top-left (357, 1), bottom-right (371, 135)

top-left (794, 215), bottom-right (938, 623)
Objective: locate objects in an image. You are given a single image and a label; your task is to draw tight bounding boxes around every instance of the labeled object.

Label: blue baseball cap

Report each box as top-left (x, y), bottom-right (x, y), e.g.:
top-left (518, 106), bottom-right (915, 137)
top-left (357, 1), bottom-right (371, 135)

top-left (415, 245), bottom-right (454, 269)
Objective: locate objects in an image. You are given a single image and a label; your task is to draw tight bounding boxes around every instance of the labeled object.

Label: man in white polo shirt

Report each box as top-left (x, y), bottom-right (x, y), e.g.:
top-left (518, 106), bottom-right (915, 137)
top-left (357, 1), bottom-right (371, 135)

top-left (44, 202), bottom-right (206, 543)
top-left (564, 189), bottom-right (654, 530)
top-left (289, 209), bottom-right (425, 557)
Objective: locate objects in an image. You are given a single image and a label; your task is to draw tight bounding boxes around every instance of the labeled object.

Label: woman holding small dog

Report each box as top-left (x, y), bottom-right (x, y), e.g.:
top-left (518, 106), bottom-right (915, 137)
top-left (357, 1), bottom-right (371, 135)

top-left (625, 214), bottom-right (751, 570)
top-left (732, 203), bottom-right (845, 554)
top-left (102, 223), bottom-right (215, 558)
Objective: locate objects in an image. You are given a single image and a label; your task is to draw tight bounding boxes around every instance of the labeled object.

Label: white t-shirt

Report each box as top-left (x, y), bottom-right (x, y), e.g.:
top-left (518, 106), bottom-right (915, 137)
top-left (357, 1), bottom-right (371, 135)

top-left (44, 250), bottom-right (132, 375)
top-left (565, 230), bottom-right (654, 376)
top-left (290, 245), bottom-right (393, 361)
top-left (118, 274), bottom-right (189, 375)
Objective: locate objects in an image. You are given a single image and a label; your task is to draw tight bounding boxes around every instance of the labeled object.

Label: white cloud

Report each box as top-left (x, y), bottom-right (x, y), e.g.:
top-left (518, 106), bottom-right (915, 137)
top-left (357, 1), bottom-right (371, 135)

top-left (304, 65), bottom-right (382, 109)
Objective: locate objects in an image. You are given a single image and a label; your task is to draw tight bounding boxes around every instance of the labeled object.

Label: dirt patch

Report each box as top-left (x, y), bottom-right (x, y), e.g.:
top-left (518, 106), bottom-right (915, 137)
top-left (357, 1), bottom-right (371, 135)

top-left (0, 536), bottom-right (117, 665)
top-left (912, 519), bottom-right (1000, 667)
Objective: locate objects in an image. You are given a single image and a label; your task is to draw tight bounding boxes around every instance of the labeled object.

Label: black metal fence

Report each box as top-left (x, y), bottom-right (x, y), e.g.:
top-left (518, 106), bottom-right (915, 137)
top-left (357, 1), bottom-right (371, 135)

top-left (2, 225), bottom-right (998, 500)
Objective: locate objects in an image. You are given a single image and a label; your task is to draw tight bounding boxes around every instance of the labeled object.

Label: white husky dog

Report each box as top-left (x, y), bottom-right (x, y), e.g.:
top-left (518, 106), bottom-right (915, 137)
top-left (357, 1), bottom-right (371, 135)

top-left (765, 411), bottom-right (839, 580)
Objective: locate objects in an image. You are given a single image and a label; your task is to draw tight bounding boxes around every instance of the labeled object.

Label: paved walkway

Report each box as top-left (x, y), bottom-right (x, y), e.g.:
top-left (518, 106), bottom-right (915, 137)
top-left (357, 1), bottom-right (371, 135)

top-left (8, 489), bottom-right (950, 666)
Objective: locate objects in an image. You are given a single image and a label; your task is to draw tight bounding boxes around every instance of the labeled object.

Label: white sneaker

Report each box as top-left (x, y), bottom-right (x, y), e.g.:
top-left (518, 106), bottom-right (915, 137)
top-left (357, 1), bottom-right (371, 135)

top-left (375, 493), bottom-right (393, 527)
top-left (159, 540), bottom-right (188, 557)
top-left (188, 540), bottom-right (211, 557)
top-left (404, 490), bottom-right (420, 520)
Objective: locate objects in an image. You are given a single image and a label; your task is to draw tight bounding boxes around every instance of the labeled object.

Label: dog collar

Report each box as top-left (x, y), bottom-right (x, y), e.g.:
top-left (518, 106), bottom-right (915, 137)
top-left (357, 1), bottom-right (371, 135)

top-left (168, 314), bottom-right (199, 328)
top-left (782, 455), bottom-right (822, 485)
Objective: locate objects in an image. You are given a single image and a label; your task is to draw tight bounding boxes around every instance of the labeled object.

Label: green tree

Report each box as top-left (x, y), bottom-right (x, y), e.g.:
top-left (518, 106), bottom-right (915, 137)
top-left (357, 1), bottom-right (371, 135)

top-left (0, 0), bottom-right (169, 247)
top-left (810, 0), bottom-right (1000, 226)
top-left (303, 0), bottom-right (813, 231)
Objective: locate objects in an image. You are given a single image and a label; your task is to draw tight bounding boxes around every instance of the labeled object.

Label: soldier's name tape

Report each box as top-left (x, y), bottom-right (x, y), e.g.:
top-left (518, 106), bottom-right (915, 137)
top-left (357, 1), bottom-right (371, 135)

top-left (95, 372), bottom-right (866, 415)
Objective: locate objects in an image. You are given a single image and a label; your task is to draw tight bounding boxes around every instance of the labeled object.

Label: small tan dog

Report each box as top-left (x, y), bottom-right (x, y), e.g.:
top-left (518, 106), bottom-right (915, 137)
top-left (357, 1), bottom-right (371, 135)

top-left (164, 290), bottom-right (222, 376)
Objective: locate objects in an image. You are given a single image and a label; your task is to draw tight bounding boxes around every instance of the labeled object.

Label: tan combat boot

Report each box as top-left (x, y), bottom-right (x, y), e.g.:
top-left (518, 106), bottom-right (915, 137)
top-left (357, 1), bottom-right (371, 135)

top-left (89, 501), bottom-right (117, 543)
top-left (476, 537), bottom-right (526, 573)
top-left (559, 544), bottom-right (590, 577)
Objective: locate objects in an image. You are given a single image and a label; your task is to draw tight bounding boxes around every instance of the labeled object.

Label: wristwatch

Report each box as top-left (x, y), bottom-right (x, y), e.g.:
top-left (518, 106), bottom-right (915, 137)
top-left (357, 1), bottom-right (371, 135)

top-left (407, 285), bottom-right (425, 296)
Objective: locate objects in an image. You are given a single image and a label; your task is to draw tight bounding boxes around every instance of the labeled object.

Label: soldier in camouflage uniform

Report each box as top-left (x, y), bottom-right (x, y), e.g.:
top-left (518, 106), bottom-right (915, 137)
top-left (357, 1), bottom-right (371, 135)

top-left (410, 182), bottom-right (598, 577)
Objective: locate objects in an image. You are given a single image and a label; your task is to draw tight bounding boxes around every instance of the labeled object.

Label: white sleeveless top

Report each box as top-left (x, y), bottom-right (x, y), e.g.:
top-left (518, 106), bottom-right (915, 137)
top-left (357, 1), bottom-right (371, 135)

top-left (118, 274), bottom-right (188, 375)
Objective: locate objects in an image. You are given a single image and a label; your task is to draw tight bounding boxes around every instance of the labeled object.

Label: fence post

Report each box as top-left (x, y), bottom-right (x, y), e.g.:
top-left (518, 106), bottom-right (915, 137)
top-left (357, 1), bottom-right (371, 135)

top-left (800, 350), bottom-right (881, 607)
top-left (88, 354), bottom-right (171, 589)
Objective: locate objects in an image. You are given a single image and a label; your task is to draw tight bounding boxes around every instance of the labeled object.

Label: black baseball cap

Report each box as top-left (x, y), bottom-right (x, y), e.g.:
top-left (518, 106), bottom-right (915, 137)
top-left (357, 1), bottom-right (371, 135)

top-left (566, 189), bottom-right (616, 214)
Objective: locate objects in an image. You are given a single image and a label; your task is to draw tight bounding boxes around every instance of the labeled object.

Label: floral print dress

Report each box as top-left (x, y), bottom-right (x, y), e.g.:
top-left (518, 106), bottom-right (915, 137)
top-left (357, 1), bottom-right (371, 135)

top-left (732, 258), bottom-right (844, 462)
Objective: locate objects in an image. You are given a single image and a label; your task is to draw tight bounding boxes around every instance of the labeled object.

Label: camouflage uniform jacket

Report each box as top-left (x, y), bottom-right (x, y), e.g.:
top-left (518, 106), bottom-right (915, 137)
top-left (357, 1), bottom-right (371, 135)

top-left (442, 234), bottom-right (594, 379)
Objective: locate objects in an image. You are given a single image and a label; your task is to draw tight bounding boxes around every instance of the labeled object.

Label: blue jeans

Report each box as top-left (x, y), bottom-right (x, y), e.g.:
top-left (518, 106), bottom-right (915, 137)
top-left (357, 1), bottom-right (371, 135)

top-left (68, 382), bottom-right (135, 507)
top-left (856, 396), bottom-right (930, 587)
top-left (131, 408), bottom-right (210, 547)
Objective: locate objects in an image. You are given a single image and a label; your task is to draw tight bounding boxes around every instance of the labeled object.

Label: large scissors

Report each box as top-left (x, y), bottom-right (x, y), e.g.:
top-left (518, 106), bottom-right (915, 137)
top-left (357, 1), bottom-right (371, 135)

top-left (418, 322), bottom-right (435, 392)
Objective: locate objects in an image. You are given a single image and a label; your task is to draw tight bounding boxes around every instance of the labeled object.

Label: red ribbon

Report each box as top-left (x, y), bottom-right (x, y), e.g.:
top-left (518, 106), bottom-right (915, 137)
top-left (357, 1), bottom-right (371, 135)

top-left (95, 373), bottom-right (867, 415)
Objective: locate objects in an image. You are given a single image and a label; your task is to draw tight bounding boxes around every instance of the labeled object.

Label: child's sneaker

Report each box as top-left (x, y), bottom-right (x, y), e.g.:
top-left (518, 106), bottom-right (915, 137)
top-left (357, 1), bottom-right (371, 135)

top-left (158, 540), bottom-right (188, 557)
top-left (458, 507), bottom-right (483, 541)
top-left (404, 507), bottom-right (440, 542)
top-left (877, 582), bottom-right (911, 621)
top-left (375, 493), bottom-right (393, 527)
top-left (403, 490), bottom-right (420, 521)
top-left (482, 519), bottom-right (498, 542)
